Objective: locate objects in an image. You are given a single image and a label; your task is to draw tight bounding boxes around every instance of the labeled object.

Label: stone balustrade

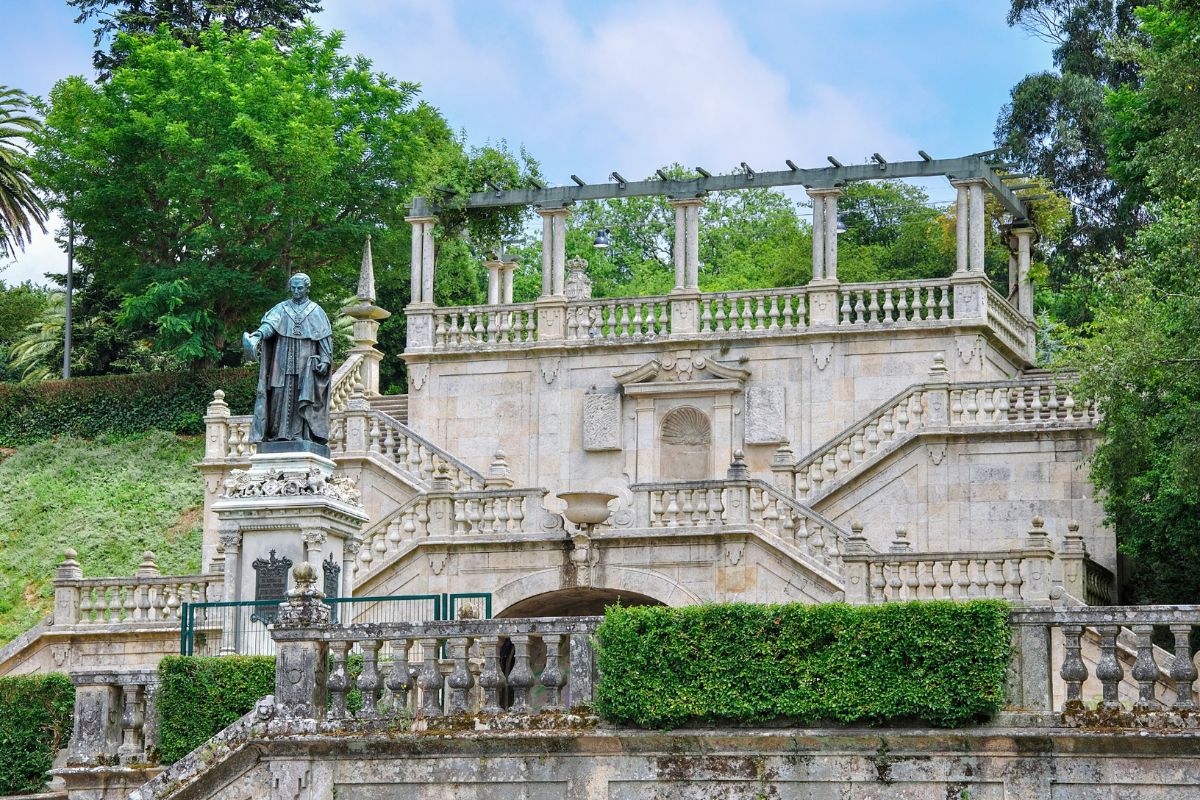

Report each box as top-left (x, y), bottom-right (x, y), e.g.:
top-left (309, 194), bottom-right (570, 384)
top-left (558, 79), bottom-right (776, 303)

top-left (417, 277), bottom-right (1034, 361)
top-left (67, 668), bottom-right (158, 766)
top-left (698, 287), bottom-right (809, 333)
top-left (844, 548), bottom-right (1052, 603)
top-left (1008, 606), bottom-right (1200, 721)
top-left (785, 372), bottom-right (1094, 503)
top-left (838, 279), bottom-right (953, 326)
top-left (52, 550), bottom-right (221, 628)
top-left (434, 303), bottom-right (538, 349)
top-left (329, 352), bottom-right (365, 412)
top-left (566, 296), bottom-right (670, 341)
top-left (271, 615), bottom-right (600, 721)
top-left (631, 476), bottom-right (849, 574)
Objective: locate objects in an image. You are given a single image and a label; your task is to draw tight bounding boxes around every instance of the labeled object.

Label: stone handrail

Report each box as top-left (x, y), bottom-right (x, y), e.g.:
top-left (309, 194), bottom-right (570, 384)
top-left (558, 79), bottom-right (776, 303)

top-left (354, 487), bottom-right (558, 580)
top-left (838, 278), bottom-right (953, 326)
top-left (271, 614), bottom-right (601, 721)
top-left (630, 476), bottom-right (849, 577)
top-left (434, 303), bottom-right (537, 350)
top-left (52, 551), bottom-right (221, 627)
top-left (336, 410), bottom-right (485, 490)
top-left (566, 296), bottom-right (670, 341)
top-left (1008, 606), bottom-right (1200, 719)
top-left (697, 286), bottom-right (809, 333)
top-left (789, 373), bottom-right (1094, 503)
top-left (329, 352), bottom-right (365, 411)
top-left (986, 290), bottom-right (1033, 359)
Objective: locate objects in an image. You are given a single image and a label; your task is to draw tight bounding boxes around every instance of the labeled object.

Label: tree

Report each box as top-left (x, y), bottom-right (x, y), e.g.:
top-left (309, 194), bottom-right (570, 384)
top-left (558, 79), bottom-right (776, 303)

top-left (1070, 0), bottom-right (1200, 604)
top-left (995, 1), bottom-right (1156, 303)
top-left (68, 0), bottom-right (321, 75)
top-left (0, 88), bottom-right (47, 259)
top-left (32, 23), bottom-right (535, 373)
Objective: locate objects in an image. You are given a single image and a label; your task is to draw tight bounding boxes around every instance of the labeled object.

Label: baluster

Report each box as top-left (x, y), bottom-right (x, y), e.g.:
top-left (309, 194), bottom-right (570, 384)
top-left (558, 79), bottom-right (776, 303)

top-left (904, 562), bottom-right (920, 599)
top-left (658, 302), bottom-right (669, 335)
top-left (896, 288), bottom-right (909, 322)
top-left (466, 499), bottom-right (482, 534)
top-left (511, 494), bottom-right (526, 532)
top-left (447, 636), bottom-right (475, 714)
top-left (123, 584), bottom-right (137, 622)
top-left (93, 586), bottom-right (108, 622)
top-left (1047, 383), bottom-right (1060, 420)
top-left (605, 305), bottom-right (618, 339)
top-left (936, 562), bottom-right (954, 599)
top-left (881, 289), bottom-right (894, 323)
top-left (754, 296), bottom-right (767, 330)
top-left (714, 296), bottom-right (727, 331)
top-left (728, 297), bottom-right (742, 330)
top-left (950, 390), bottom-right (964, 424)
top-left (696, 489), bottom-right (711, 524)
top-left (954, 560), bottom-right (971, 599)
top-left (761, 493), bottom-right (779, 536)
top-left (852, 430), bottom-right (866, 462)
top-left (631, 302), bottom-right (644, 336)
top-left (478, 637), bottom-right (506, 714)
top-left (1031, 385), bottom-right (1044, 420)
top-left (886, 563), bottom-right (902, 600)
top-left (481, 497), bottom-right (496, 533)
top-left (710, 488), bottom-right (725, 522)
top-left (540, 634), bottom-right (565, 711)
top-left (920, 561), bottom-right (936, 599)
top-left (1005, 558), bottom-right (1023, 599)
top-left (388, 638), bottom-right (412, 717)
top-left (867, 289), bottom-right (880, 323)
top-left (982, 388), bottom-right (996, 422)
top-left (971, 560), bottom-right (989, 598)
top-left (781, 294), bottom-right (795, 330)
top-left (681, 490), bottom-right (696, 525)
top-left (1131, 625), bottom-right (1159, 710)
top-left (1095, 626), bottom-right (1124, 709)
top-left (382, 425), bottom-right (396, 458)
top-left (854, 291), bottom-right (866, 324)
top-left (1060, 625), bottom-right (1088, 703)
top-left (739, 298), bottom-right (753, 331)
top-left (965, 389), bottom-right (979, 423)
top-left (839, 291), bottom-right (853, 325)
top-left (869, 562), bottom-right (886, 601)
top-left (418, 638), bottom-right (443, 716)
top-left (618, 304), bottom-right (631, 337)
top-left (1169, 625), bottom-right (1198, 710)
top-left (328, 641), bottom-right (351, 719)
top-left (357, 639), bottom-right (383, 718)
top-left (507, 634), bottom-right (534, 712)
top-left (938, 286), bottom-right (950, 319)
top-left (665, 491), bottom-right (680, 527)
top-left (700, 299), bottom-right (713, 332)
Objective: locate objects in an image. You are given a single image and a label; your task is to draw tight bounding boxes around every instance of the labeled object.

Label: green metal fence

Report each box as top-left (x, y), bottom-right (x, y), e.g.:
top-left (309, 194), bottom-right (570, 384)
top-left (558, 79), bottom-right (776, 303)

top-left (180, 592), bottom-right (490, 656)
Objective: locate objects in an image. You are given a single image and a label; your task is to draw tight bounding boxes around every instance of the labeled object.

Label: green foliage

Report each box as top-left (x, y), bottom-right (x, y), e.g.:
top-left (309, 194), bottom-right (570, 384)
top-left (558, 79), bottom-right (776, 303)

top-left (0, 367), bottom-right (255, 445)
top-left (0, 281), bottom-right (49, 382)
top-left (0, 673), bottom-right (74, 794)
top-left (68, 0), bottom-right (322, 76)
top-left (0, 432), bottom-right (204, 643)
top-left (595, 601), bottom-right (1011, 729)
top-left (0, 86), bottom-right (47, 258)
top-left (157, 656), bottom-right (274, 764)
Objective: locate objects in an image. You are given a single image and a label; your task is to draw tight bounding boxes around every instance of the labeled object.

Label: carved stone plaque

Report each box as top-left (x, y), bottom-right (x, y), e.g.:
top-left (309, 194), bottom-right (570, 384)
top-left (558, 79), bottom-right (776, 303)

top-left (323, 552), bottom-right (341, 623)
top-left (745, 385), bottom-right (786, 444)
top-left (582, 391), bottom-right (620, 451)
top-left (251, 549), bottom-right (292, 624)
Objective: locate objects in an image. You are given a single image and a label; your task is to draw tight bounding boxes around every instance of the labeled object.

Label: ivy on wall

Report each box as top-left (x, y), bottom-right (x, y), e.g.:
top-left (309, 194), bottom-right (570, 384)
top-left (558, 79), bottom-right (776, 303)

top-left (156, 656), bottom-right (275, 764)
top-left (594, 600), bottom-right (1011, 729)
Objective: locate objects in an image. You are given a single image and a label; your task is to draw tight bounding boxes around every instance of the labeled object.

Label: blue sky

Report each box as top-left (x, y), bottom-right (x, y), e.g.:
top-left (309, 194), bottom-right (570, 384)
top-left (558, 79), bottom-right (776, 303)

top-left (0, 0), bottom-right (1054, 284)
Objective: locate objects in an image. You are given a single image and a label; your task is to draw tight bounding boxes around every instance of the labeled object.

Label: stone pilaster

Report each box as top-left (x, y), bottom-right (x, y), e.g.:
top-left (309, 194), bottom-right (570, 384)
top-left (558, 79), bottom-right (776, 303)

top-left (53, 548), bottom-right (83, 626)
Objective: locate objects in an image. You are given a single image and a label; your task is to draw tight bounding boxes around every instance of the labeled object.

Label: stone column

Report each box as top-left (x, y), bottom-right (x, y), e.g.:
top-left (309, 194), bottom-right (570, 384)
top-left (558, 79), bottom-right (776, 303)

top-left (484, 258), bottom-right (503, 305)
top-left (968, 180), bottom-right (986, 273)
top-left (806, 188), bottom-right (842, 326)
top-left (1015, 226), bottom-right (1035, 319)
top-left (535, 206), bottom-right (570, 340)
top-left (218, 528), bottom-right (241, 654)
top-left (501, 259), bottom-right (516, 304)
top-left (273, 565), bottom-right (331, 720)
top-left (1058, 519), bottom-right (1088, 601)
top-left (1021, 515), bottom-right (1055, 603)
top-left (953, 180), bottom-right (970, 273)
top-left (671, 199), bottom-right (686, 290)
top-left (668, 198), bottom-right (704, 334)
top-left (950, 178), bottom-right (987, 274)
top-left (841, 523), bottom-right (872, 604)
top-left (341, 538), bottom-right (359, 602)
top-left (405, 215), bottom-right (438, 349)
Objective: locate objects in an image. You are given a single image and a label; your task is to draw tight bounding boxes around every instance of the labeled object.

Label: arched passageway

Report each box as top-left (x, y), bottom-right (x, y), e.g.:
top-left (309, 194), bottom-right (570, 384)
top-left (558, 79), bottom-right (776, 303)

top-left (496, 587), bottom-right (664, 618)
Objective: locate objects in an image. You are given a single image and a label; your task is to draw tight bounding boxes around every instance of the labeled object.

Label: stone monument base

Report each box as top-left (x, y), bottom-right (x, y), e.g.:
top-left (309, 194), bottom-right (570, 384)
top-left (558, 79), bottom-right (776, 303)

top-left (257, 439), bottom-right (331, 459)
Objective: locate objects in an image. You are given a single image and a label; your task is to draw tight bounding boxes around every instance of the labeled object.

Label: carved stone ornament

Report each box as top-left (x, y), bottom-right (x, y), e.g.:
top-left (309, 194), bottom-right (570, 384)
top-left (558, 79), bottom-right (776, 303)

top-left (564, 256), bottom-right (593, 301)
top-left (614, 350), bottom-right (750, 386)
top-left (582, 392), bottom-right (621, 451)
top-left (540, 356), bottom-right (561, 385)
top-left (409, 363), bottom-right (429, 392)
top-left (745, 385), bottom-right (786, 444)
top-left (812, 343), bottom-right (834, 371)
top-left (221, 466), bottom-right (362, 506)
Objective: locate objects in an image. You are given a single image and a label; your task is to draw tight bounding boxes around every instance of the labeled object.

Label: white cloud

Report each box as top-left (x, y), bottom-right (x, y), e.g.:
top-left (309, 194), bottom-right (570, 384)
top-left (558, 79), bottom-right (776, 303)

top-left (3, 211), bottom-right (66, 287)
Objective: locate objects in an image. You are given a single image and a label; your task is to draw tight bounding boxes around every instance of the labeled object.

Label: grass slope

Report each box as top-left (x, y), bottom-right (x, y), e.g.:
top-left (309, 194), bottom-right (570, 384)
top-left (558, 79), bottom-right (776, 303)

top-left (0, 432), bottom-right (204, 645)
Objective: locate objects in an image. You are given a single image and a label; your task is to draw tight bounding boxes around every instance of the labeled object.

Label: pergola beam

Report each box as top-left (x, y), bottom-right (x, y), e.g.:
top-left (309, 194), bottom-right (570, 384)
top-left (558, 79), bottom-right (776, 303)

top-left (410, 155), bottom-right (1031, 222)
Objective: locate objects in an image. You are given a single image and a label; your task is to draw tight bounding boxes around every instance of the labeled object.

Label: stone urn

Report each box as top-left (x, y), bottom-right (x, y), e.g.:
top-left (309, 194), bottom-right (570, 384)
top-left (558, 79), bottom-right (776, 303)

top-left (556, 491), bottom-right (617, 527)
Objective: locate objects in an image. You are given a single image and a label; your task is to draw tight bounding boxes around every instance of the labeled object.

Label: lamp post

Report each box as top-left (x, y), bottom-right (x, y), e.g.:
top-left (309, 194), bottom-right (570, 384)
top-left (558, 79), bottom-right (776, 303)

top-left (62, 221), bottom-right (74, 380)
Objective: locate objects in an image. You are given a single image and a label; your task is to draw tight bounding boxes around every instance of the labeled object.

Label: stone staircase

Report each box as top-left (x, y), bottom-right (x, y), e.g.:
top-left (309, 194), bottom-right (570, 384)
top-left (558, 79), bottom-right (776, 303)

top-left (369, 393), bottom-right (408, 424)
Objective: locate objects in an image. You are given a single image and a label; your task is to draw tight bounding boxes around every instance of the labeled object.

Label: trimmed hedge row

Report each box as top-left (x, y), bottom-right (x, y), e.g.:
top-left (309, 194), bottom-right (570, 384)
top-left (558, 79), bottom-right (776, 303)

top-left (0, 368), bottom-right (256, 446)
top-left (595, 600), bottom-right (1011, 729)
top-left (0, 673), bottom-right (74, 794)
top-left (157, 656), bottom-right (275, 764)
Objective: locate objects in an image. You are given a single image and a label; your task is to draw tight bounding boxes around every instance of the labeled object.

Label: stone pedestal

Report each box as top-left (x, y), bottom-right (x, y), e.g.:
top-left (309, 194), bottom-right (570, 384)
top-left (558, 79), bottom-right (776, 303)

top-left (535, 296), bottom-right (567, 341)
top-left (211, 450), bottom-right (367, 653)
top-left (807, 278), bottom-right (840, 326)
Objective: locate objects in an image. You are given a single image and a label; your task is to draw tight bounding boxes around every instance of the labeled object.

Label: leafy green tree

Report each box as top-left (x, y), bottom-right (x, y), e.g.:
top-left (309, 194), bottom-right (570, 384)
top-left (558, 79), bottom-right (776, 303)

top-left (0, 88), bottom-right (47, 259)
top-left (68, 0), bottom-right (322, 75)
top-left (1070, 0), bottom-right (1200, 603)
top-left (995, 0), bottom-right (1155, 302)
top-left (0, 281), bottom-right (49, 382)
top-left (32, 24), bottom-right (535, 374)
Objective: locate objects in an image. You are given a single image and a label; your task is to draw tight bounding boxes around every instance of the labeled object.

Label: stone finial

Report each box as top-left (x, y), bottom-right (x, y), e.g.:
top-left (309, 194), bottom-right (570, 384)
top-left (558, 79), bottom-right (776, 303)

top-left (1025, 515), bottom-right (1052, 550)
top-left (889, 527), bottom-right (912, 553)
top-left (485, 449), bottom-right (514, 488)
top-left (564, 256), bottom-right (593, 301)
top-left (206, 389), bottom-right (230, 418)
top-left (726, 449), bottom-right (750, 480)
top-left (844, 521), bottom-right (870, 555)
top-left (136, 550), bottom-right (160, 577)
top-left (1061, 518), bottom-right (1087, 555)
top-left (292, 561), bottom-right (321, 596)
top-left (431, 463), bottom-right (453, 492)
top-left (457, 603), bottom-right (479, 620)
top-left (56, 549), bottom-right (83, 581)
top-left (275, 561), bottom-right (331, 627)
top-left (771, 441), bottom-right (795, 468)
top-left (927, 353), bottom-right (949, 381)
top-left (357, 235), bottom-right (376, 304)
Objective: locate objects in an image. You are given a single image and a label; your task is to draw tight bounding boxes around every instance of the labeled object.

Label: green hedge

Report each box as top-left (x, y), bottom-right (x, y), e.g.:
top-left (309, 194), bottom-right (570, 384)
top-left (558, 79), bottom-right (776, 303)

top-left (0, 368), bottom-right (256, 446)
top-left (157, 656), bottom-right (275, 764)
top-left (595, 600), bottom-right (1011, 729)
top-left (0, 673), bottom-right (74, 794)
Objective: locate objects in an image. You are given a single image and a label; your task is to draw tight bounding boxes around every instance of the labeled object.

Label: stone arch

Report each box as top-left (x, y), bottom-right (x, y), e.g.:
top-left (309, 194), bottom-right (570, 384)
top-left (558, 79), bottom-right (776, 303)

top-left (496, 587), bottom-right (664, 618)
top-left (659, 405), bottom-right (712, 480)
top-left (491, 565), bottom-right (705, 617)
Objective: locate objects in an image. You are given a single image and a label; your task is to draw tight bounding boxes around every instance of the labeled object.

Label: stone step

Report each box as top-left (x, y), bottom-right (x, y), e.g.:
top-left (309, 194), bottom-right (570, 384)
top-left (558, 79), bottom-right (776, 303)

top-left (370, 394), bottom-right (408, 424)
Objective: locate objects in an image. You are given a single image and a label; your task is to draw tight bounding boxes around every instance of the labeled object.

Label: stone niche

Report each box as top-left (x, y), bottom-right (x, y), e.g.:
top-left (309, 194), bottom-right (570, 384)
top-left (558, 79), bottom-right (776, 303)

top-left (613, 350), bottom-right (749, 483)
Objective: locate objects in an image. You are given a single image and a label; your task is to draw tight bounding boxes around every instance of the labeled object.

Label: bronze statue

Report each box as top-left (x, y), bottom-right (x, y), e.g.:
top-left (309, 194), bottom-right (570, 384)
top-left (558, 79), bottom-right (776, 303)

top-left (244, 273), bottom-right (333, 456)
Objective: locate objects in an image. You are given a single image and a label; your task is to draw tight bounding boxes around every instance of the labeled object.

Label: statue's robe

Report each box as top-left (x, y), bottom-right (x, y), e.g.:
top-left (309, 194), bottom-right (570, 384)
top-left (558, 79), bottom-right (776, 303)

top-left (249, 299), bottom-right (333, 445)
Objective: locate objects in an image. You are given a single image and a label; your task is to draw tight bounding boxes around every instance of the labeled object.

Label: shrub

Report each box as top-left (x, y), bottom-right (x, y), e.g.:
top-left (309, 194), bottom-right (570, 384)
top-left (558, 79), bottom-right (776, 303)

top-left (157, 656), bottom-right (274, 764)
top-left (0, 673), bottom-right (74, 794)
top-left (0, 368), bottom-right (256, 446)
top-left (594, 600), bottom-right (1011, 729)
